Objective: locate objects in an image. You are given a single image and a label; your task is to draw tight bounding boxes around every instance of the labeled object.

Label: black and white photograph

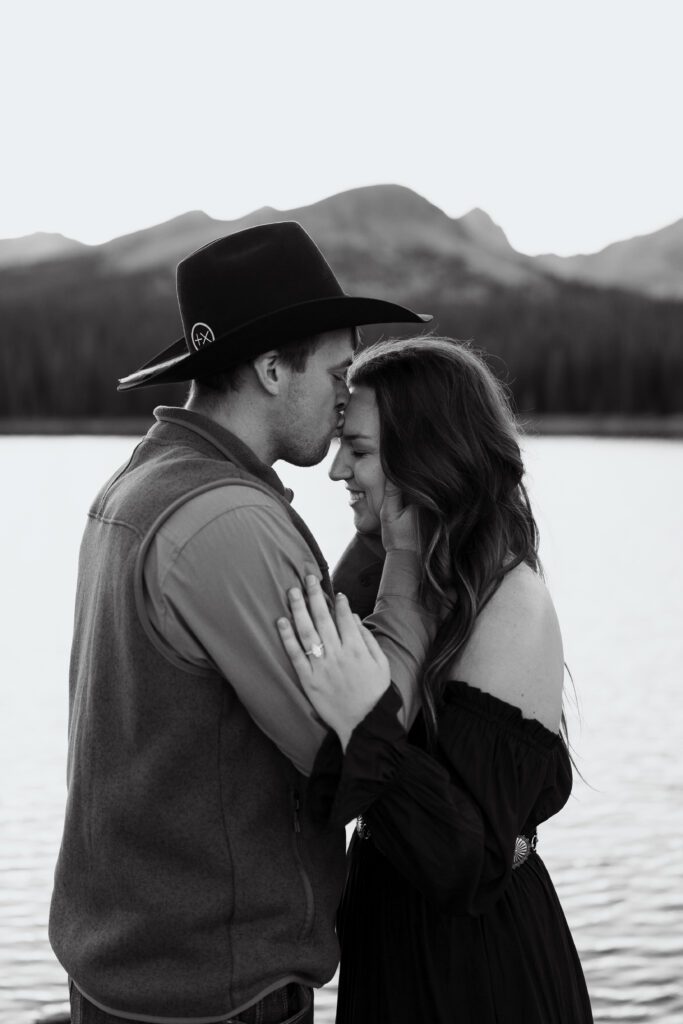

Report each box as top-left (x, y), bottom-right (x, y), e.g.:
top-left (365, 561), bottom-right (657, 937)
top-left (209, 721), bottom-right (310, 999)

top-left (1, 2), bottom-right (682, 1022)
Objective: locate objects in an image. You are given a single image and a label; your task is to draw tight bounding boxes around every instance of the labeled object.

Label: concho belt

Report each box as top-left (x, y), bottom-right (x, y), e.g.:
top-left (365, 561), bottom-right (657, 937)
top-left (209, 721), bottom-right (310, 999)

top-left (356, 815), bottom-right (538, 870)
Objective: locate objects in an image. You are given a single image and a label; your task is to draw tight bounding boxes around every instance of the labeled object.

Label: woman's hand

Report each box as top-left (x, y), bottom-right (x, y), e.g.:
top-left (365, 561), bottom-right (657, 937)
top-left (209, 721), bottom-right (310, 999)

top-left (380, 481), bottom-right (419, 552)
top-left (277, 575), bottom-right (391, 750)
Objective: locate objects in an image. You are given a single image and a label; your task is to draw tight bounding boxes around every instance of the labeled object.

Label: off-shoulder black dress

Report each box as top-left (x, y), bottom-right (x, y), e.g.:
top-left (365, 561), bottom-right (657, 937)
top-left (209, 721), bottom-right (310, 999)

top-left (312, 536), bottom-right (593, 1024)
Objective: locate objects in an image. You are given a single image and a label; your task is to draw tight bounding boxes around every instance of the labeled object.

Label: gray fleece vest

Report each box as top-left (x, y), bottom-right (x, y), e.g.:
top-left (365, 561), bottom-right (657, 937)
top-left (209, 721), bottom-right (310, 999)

top-left (49, 408), bottom-right (346, 1023)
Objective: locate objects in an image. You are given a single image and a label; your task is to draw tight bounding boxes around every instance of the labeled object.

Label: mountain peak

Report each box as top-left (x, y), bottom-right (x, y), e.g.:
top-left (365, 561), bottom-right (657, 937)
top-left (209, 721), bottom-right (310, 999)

top-left (534, 215), bottom-right (683, 299)
top-left (302, 183), bottom-right (448, 222)
top-left (0, 231), bottom-right (85, 267)
top-left (459, 208), bottom-right (512, 252)
top-left (168, 210), bottom-right (213, 225)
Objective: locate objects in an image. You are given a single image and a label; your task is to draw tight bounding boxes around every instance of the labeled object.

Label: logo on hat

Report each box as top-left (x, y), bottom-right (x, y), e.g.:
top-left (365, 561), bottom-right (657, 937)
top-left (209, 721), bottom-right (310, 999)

top-left (190, 322), bottom-right (215, 351)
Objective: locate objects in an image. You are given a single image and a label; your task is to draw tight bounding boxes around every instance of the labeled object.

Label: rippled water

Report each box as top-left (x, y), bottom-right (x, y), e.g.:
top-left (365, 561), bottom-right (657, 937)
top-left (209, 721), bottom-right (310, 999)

top-left (1, 435), bottom-right (682, 1023)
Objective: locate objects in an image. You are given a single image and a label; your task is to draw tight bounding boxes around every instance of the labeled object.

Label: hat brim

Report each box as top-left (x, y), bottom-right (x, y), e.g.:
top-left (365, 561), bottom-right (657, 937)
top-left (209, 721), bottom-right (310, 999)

top-left (118, 295), bottom-right (432, 391)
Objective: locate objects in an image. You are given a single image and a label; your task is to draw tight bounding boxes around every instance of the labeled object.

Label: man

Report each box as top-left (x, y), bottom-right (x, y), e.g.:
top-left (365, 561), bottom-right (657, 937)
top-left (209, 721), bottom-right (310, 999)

top-left (49, 222), bottom-right (433, 1024)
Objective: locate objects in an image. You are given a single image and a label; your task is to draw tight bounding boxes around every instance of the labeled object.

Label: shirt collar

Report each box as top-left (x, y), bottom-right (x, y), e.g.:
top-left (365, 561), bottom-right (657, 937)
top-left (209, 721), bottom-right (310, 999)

top-left (153, 406), bottom-right (293, 502)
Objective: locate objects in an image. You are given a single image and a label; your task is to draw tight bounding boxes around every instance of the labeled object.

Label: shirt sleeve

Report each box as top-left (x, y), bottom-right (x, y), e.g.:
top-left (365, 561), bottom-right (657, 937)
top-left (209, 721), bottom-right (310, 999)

top-left (142, 488), bottom-right (435, 775)
top-left (143, 490), bottom-right (331, 775)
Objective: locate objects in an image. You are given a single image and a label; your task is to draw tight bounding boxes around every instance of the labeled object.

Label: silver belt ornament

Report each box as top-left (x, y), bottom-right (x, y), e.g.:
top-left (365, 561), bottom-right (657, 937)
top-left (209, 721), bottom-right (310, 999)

top-left (512, 833), bottom-right (538, 869)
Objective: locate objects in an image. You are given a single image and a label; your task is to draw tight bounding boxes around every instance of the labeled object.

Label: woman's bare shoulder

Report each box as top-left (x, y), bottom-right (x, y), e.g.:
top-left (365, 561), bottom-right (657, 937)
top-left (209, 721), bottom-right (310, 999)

top-left (450, 563), bottom-right (564, 732)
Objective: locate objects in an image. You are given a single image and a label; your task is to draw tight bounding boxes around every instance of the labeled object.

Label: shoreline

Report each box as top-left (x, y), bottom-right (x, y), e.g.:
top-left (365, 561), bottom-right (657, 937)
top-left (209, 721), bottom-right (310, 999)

top-left (1, 415), bottom-right (683, 438)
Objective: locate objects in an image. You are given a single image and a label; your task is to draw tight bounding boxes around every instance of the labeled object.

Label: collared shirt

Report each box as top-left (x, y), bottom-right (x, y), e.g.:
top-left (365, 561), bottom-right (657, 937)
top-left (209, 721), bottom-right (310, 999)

top-left (142, 422), bottom-right (434, 776)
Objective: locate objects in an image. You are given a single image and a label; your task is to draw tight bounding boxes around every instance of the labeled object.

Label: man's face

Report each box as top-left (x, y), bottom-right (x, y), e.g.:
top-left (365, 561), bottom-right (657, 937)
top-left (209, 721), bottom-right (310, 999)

top-left (329, 384), bottom-right (386, 534)
top-left (279, 329), bottom-right (355, 466)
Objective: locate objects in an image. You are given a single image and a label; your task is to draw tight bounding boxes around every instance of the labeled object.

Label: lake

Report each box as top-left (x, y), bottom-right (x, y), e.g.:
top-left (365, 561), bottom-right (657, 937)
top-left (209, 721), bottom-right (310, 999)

top-left (1, 434), bottom-right (682, 1024)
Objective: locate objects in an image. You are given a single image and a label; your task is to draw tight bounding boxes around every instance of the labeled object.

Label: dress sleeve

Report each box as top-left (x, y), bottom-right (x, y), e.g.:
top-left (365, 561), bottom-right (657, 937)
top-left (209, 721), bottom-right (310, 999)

top-left (332, 532), bottom-right (385, 620)
top-left (332, 535), bottom-right (432, 729)
top-left (310, 681), bottom-right (571, 915)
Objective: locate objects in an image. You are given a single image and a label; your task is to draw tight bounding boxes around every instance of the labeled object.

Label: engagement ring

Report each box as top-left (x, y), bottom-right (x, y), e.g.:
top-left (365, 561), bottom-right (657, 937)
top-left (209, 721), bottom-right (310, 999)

top-left (304, 643), bottom-right (325, 659)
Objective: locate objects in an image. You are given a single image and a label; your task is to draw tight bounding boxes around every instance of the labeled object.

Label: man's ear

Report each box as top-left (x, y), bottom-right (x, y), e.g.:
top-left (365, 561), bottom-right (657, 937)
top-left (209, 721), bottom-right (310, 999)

top-left (252, 350), bottom-right (285, 396)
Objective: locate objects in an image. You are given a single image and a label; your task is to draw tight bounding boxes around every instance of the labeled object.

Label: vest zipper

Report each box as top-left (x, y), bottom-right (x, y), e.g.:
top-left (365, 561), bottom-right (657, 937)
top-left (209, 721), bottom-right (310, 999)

top-left (291, 788), bottom-right (315, 940)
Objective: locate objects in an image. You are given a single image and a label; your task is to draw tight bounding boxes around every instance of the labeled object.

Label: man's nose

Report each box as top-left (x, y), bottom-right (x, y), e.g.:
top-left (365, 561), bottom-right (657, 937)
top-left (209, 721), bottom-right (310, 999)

top-left (329, 446), bottom-right (350, 481)
top-left (336, 381), bottom-right (351, 409)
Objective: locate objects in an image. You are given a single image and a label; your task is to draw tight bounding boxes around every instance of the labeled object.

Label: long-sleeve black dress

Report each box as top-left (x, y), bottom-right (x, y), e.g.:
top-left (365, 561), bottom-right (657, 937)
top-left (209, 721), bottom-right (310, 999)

top-left (312, 535), bottom-right (593, 1023)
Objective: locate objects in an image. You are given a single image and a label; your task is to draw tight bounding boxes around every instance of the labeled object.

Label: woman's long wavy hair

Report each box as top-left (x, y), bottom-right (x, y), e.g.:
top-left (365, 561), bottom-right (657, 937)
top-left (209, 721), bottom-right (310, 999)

top-left (348, 336), bottom-right (562, 750)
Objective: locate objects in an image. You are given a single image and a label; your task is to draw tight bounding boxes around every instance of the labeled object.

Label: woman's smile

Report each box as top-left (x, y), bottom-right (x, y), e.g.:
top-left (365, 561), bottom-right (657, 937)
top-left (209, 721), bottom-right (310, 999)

top-left (347, 488), bottom-right (365, 506)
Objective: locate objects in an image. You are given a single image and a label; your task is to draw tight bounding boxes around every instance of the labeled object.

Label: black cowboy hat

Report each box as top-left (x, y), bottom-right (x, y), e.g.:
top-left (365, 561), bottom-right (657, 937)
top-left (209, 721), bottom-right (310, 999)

top-left (117, 221), bottom-right (431, 391)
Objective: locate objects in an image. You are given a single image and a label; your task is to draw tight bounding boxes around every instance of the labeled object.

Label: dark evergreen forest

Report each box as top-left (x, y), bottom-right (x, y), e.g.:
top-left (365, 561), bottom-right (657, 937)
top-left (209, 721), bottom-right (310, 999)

top-left (1, 253), bottom-right (682, 419)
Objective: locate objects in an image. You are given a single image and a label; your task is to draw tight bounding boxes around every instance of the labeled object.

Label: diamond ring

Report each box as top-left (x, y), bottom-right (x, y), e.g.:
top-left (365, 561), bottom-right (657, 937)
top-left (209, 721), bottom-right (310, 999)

top-left (304, 642), bottom-right (325, 659)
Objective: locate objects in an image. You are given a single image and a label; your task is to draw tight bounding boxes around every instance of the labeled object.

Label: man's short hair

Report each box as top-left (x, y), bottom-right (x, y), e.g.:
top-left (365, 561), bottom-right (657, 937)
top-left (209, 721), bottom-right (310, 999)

top-left (190, 328), bottom-right (359, 399)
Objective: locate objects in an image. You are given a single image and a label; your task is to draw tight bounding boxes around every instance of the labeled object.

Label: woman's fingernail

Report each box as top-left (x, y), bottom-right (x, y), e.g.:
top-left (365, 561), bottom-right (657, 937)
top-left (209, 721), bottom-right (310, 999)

top-left (277, 618), bottom-right (289, 629)
top-left (290, 588), bottom-right (301, 600)
top-left (306, 574), bottom-right (318, 587)
top-left (336, 592), bottom-right (347, 601)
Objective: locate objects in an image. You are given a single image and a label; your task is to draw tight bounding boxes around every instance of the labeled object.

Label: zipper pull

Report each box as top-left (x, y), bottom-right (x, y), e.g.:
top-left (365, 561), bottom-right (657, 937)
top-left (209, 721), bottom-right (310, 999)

top-left (293, 790), bottom-right (301, 833)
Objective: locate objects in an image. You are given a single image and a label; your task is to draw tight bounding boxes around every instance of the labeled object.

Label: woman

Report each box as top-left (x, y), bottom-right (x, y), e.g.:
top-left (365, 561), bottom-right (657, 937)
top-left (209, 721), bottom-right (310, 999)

top-left (277, 337), bottom-right (593, 1023)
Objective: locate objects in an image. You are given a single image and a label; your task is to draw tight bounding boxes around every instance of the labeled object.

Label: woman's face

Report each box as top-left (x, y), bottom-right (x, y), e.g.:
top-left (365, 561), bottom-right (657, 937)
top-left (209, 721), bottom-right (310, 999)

top-left (329, 385), bottom-right (386, 534)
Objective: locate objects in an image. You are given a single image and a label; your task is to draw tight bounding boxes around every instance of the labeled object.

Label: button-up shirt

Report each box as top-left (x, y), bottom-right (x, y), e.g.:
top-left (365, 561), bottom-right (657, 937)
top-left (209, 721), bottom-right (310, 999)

top-left (141, 422), bottom-right (433, 775)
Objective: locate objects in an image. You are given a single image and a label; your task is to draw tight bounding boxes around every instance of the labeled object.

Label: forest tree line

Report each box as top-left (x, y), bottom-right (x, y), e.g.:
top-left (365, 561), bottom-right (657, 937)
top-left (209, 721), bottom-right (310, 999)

top-left (1, 252), bottom-right (682, 419)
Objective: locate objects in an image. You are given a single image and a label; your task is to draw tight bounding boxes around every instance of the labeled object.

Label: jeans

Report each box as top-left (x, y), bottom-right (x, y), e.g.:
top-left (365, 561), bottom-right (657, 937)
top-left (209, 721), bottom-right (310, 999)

top-left (69, 980), bottom-right (314, 1024)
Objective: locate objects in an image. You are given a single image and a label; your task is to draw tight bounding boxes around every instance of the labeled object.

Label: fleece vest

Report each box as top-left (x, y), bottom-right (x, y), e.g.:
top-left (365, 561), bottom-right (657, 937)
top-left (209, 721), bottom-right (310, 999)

top-left (49, 408), bottom-right (346, 1023)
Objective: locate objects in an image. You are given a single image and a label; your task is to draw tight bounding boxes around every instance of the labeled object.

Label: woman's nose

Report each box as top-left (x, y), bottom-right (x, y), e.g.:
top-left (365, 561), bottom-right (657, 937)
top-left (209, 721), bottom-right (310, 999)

top-left (329, 446), bottom-right (351, 481)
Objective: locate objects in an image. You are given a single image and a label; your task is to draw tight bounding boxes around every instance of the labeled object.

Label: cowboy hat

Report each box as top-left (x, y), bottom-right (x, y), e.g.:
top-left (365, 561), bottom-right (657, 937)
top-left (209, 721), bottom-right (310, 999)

top-left (117, 221), bottom-right (431, 391)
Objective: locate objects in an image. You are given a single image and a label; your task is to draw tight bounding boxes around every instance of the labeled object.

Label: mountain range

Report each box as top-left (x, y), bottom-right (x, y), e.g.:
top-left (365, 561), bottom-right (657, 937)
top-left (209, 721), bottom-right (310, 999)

top-left (1, 183), bottom-right (681, 300)
top-left (1, 184), bottom-right (682, 420)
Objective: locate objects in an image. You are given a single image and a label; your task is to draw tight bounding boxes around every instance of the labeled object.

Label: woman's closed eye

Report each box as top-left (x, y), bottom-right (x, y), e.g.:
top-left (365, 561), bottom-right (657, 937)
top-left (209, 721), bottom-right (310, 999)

top-left (339, 437), bottom-right (372, 458)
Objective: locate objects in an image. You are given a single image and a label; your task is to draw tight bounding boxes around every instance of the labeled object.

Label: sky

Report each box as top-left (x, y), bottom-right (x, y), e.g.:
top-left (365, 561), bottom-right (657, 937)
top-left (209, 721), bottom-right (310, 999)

top-left (2, 0), bottom-right (682, 256)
